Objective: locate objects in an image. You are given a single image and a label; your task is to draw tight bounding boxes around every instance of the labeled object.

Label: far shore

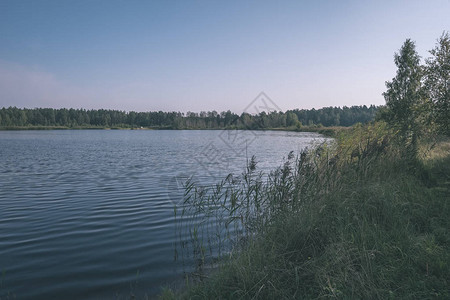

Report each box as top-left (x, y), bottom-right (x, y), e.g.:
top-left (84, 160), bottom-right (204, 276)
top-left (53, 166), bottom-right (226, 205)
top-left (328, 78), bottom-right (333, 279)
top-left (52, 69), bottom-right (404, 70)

top-left (0, 125), bottom-right (347, 137)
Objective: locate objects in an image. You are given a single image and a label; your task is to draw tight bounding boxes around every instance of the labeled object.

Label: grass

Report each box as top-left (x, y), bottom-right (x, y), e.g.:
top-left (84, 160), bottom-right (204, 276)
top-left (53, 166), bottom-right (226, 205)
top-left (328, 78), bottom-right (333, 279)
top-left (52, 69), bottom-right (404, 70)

top-left (161, 122), bottom-right (450, 299)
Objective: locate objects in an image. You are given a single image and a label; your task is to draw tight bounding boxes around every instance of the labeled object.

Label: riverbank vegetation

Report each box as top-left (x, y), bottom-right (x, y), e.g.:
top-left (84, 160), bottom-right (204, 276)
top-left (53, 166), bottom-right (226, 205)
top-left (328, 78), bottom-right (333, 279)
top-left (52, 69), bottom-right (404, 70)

top-left (164, 124), bottom-right (449, 299)
top-left (160, 33), bottom-right (450, 299)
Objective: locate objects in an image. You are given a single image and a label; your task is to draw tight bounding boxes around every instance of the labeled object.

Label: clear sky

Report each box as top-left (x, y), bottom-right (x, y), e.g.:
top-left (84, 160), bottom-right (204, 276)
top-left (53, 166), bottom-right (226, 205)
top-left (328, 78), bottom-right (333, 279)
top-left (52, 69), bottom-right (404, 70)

top-left (0, 0), bottom-right (449, 113)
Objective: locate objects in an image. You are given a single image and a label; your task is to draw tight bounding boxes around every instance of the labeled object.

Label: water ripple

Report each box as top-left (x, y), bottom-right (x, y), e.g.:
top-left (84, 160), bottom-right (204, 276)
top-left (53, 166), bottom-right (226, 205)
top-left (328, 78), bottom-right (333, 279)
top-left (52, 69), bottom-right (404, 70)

top-left (0, 130), bottom-right (328, 299)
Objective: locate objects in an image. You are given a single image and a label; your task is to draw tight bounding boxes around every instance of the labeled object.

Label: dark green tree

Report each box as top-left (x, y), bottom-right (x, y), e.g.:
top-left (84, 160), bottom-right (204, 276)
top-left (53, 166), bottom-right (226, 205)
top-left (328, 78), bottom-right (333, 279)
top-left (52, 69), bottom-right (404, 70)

top-left (286, 112), bottom-right (298, 127)
top-left (424, 31), bottom-right (450, 135)
top-left (383, 39), bottom-right (423, 157)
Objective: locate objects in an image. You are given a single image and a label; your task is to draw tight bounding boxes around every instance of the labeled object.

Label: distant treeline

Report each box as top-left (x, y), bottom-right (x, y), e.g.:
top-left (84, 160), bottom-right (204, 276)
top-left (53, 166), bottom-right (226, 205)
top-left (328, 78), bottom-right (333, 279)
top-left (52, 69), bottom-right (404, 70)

top-left (0, 105), bottom-right (378, 129)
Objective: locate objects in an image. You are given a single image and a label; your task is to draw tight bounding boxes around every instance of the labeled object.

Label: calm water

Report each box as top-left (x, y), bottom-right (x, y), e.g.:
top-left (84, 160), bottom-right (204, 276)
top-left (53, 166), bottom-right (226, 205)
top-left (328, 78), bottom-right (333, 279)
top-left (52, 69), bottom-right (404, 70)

top-left (0, 130), bottom-right (326, 299)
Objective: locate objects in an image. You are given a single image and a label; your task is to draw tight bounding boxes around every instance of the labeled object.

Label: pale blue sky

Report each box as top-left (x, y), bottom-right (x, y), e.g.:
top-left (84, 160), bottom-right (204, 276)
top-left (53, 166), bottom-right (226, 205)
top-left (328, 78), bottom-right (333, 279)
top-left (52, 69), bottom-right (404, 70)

top-left (0, 0), bottom-right (449, 112)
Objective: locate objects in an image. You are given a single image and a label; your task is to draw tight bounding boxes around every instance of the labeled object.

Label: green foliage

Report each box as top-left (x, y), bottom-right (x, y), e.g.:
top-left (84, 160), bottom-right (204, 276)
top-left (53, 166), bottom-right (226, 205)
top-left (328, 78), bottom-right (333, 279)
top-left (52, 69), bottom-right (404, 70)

top-left (383, 39), bottom-right (423, 158)
top-left (290, 105), bottom-right (377, 127)
top-left (381, 31), bottom-right (450, 160)
top-left (424, 31), bottom-right (450, 136)
top-left (286, 111), bottom-right (298, 126)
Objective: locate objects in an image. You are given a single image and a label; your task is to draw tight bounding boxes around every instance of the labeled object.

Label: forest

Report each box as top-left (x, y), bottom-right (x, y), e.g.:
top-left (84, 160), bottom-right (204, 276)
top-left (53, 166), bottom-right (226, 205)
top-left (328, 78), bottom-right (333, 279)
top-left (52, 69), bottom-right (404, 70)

top-left (0, 105), bottom-right (377, 129)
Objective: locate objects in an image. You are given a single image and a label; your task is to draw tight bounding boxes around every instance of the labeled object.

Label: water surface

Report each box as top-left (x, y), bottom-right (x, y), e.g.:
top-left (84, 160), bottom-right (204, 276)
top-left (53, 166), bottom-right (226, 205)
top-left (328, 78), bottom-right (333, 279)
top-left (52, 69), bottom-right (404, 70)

top-left (0, 130), bottom-right (326, 299)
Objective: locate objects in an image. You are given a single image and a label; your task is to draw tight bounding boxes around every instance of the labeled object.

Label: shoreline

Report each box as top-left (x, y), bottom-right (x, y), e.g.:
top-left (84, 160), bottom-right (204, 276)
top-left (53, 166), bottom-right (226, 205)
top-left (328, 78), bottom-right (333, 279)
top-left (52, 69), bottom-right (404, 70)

top-left (0, 125), bottom-right (347, 137)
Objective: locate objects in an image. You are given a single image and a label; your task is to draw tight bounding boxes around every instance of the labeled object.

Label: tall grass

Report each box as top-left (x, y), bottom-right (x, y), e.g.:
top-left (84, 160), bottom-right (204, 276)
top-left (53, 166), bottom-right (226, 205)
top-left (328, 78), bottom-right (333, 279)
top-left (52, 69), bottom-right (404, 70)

top-left (165, 122), bottom-right (450, 299)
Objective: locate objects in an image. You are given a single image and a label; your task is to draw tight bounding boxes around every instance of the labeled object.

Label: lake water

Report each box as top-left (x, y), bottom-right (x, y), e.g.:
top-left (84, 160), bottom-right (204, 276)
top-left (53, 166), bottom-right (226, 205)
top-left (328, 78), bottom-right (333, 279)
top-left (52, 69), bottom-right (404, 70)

top-left (0, 130), bottom-right (327, 299)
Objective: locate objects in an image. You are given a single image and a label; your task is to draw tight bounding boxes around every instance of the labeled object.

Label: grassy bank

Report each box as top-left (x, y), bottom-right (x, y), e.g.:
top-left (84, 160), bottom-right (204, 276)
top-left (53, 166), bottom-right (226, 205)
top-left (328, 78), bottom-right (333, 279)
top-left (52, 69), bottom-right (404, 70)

top-left (162, 122), bottom-right (450, 299)
top-left (266, 125), bottom-right (349, 137)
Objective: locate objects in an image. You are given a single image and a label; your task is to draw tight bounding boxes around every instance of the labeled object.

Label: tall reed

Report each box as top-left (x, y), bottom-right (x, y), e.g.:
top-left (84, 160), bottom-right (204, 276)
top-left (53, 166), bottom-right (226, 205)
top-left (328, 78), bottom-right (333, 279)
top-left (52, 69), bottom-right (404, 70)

top-left (166, 122), bottom-right (449, 299)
